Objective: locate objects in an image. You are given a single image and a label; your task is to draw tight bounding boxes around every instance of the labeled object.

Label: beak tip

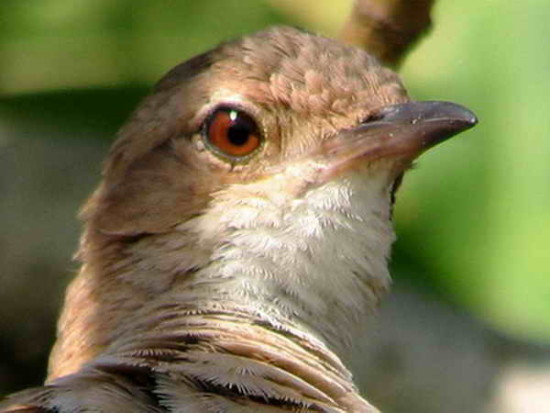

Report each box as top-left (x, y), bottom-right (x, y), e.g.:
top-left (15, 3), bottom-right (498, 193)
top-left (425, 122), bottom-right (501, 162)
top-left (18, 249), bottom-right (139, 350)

top-left (449, 111), bottom-right (478, 136)
top-left (441, 104), bottom-right (478, 142)
top-left (455, 105), bottom-right (478, 129)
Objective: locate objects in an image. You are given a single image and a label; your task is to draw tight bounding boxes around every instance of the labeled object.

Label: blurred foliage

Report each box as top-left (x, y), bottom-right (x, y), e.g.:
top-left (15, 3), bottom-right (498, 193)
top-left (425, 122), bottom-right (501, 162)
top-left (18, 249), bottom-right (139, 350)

top-left (0, 0), bottom-right (289, 93)
top-left (0, 0), bottom-right (549, 348)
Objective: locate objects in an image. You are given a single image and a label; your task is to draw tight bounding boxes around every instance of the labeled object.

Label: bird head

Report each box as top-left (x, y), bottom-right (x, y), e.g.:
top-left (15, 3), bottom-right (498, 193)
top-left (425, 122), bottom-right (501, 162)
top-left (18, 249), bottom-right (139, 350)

top-left (50, 26), bottom-right (476, 380)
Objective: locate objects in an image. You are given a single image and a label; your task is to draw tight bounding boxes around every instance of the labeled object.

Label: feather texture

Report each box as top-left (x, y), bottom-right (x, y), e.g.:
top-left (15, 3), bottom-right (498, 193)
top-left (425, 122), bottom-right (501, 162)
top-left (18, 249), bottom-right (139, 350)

top-left (1, 26), bottom-right (416, 412)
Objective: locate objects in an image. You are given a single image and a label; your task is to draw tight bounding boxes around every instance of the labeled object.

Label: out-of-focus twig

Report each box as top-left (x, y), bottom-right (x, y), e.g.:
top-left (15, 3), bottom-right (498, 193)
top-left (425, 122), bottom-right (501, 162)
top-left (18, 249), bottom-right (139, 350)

top-left (339, 0), bottom-right (435, 68)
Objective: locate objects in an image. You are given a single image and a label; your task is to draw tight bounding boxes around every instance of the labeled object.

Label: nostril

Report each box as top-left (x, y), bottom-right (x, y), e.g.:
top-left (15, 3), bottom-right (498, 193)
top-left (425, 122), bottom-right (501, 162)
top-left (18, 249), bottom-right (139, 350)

top-left (360, 111), bottom-right (384, 124)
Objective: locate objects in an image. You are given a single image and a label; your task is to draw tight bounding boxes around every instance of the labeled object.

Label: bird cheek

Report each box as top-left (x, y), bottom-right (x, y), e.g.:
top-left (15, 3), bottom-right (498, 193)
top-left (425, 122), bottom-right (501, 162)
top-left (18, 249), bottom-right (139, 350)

top-left (90, 156), bottom-right (213, 236)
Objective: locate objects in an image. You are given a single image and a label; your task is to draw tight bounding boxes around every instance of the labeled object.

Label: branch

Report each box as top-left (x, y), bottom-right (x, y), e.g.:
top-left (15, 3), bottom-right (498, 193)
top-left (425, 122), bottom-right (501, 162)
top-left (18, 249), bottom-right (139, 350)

top-left (339, 0), bottom-right (435, 68)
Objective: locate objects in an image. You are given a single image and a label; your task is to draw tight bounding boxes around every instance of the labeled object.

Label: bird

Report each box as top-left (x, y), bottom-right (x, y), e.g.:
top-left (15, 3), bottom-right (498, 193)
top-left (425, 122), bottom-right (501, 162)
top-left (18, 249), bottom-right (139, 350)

top-left (0, 26), bottom-right (476, 412)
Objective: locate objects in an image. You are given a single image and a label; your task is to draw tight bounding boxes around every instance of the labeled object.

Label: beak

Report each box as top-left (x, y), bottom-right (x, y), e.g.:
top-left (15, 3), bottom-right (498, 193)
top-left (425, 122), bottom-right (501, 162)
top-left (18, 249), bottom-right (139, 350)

top-left (323, 101), bottom-right (477, 173)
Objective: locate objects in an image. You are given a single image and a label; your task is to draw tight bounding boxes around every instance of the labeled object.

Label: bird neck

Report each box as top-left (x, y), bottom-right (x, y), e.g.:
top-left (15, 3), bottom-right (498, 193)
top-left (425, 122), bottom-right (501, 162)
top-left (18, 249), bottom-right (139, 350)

top-left (49, 172), bottom-right (394, 393)
top-left (185, 172), bottom-right (395, 351)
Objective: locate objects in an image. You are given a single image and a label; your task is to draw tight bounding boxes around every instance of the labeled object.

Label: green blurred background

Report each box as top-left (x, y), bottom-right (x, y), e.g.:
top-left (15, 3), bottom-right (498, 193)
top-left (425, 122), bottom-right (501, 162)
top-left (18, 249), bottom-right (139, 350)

top-left (0, 0), bottom-right (549, 412)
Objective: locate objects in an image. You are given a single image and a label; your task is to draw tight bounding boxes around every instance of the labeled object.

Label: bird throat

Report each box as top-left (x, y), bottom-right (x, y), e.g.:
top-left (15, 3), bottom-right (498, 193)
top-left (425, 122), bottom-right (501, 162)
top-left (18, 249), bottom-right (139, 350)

top-left (48, 170), bottom-right (394, 411)
top-left (185, 170), bottom-right (395, 349)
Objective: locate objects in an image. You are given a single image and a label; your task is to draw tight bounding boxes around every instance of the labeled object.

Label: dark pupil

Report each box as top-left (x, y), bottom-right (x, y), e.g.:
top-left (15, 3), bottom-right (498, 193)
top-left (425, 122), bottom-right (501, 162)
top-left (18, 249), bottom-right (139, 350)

top-left (227, 113), bottom-right (252, 146)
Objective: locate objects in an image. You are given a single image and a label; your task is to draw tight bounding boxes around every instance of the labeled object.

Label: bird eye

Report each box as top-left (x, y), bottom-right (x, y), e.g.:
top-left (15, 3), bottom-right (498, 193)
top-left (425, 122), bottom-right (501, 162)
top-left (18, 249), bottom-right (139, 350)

top-left (202, 107), bottom-right (262, 160)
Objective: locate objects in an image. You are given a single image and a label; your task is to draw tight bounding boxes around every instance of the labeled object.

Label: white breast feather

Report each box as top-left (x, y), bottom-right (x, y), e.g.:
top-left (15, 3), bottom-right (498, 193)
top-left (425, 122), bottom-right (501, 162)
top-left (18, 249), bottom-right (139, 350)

top-left (189, 169), bottom-right (395, 349)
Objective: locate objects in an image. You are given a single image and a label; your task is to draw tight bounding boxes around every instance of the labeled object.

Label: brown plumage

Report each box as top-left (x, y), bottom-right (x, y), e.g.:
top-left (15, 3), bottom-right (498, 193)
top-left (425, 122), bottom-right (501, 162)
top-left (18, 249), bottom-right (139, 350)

top-left (1, 26), bottom-right (475, 412)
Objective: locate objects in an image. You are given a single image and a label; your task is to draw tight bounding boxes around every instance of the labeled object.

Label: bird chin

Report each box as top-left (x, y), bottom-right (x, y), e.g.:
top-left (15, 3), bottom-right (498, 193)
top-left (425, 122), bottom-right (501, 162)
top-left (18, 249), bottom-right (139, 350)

top-left (312, 152), bottom-right (409, 190)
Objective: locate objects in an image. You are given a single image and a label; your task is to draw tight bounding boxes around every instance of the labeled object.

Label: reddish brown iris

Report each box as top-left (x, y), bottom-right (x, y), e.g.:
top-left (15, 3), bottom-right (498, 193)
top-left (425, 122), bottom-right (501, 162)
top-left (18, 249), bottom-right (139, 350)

top-left (203, 107), bottom-right (262, 160)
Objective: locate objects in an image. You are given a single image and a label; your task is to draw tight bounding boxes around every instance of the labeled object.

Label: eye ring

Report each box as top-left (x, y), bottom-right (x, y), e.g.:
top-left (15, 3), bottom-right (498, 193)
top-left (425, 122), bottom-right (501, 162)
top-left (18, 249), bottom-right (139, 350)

top-left (201, 106), bottom-right (263, 162)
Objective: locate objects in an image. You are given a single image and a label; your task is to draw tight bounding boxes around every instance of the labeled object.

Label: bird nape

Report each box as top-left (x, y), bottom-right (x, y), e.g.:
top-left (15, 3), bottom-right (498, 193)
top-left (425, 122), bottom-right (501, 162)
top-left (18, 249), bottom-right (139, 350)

top-left (1, 26), bottom-right (476, 413)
